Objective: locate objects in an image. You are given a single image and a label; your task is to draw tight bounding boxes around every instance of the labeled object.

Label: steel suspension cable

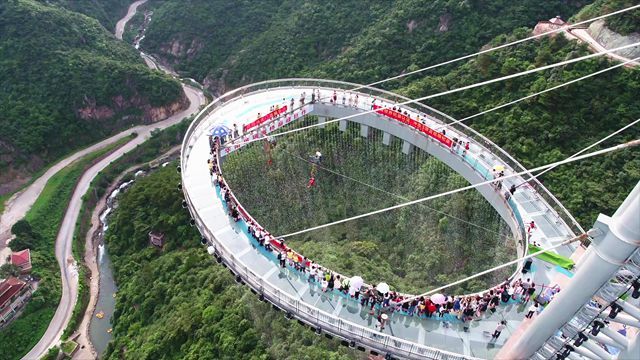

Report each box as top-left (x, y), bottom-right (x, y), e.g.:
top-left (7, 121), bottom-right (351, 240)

top-left (518, 118), bottom-right (640, 187)
top-left (436, 56), bottom-right (640, 131)
top-left (233, 42), bottom-right (640, 147)
top-left (352, 4), bottom-right (640, 91)
top-left (278, 139), bottom-right (640, 238)
top-left (302, 6), bottom-right (640, 106)
top-left (281, 148), bottom-right (511, 239)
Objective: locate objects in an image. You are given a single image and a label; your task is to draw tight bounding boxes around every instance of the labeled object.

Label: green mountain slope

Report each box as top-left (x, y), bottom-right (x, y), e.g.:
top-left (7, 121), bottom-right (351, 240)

top-left (574, 0), bottom-right (640, 35)
top-left (139, 0), bottom-right (587, 91)
top-left (400, 34), bottom-right (640, 227)
top-left (0, 0), bottom-right (185, 194)
top-left (36, 0), bottom-right (132, 30)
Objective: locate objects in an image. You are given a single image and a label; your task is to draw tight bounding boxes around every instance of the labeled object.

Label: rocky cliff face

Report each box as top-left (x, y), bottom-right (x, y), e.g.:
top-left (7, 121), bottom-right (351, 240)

top-left (76, 93), bottom-right (189, 123)
top-left (160, 38), bottom-right (205, 63)
top-left (0, 93), bottom-right (189, 196)
top-left (588, 19), bottom-right (640, 59)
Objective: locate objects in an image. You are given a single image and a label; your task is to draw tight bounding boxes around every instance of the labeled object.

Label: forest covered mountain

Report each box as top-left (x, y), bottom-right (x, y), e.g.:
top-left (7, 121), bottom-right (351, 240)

top-left (99, 0), bottom-right (638, 358)
top-left (0, 0), bottom-right (184, 194)
top-left (134, 0), bottom-right (638, 226)
top-left (1, 0), bottom-right (638, 359)
top-left (140, 0), bottom-right (589, 92)
top-left (37, 0), bottom-right (132, 30)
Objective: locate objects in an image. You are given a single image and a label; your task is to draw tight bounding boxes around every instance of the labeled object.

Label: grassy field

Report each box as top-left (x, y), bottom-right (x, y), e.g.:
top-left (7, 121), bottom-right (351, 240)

top-left (0, 135), bottom-right (132, 360)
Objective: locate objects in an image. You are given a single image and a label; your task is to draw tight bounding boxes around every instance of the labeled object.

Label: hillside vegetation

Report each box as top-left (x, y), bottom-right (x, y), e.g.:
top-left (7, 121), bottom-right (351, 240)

top-left (574, 0), bottom-right (640, 35)
top-left (140, 0), bottom-right (587, 92)
top-left (401, 34), bottom-right (640, 227)
top-left (104, 166), bottom-right (360, 360)
top-left (0, 0), bottom-right (184, 194)
top-left (36, 0), bottom-right (132, 30)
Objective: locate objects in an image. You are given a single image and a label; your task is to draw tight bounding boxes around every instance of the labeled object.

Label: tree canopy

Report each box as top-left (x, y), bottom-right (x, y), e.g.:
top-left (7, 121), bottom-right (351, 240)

top-left (0, 0), bottom-right (183, 193)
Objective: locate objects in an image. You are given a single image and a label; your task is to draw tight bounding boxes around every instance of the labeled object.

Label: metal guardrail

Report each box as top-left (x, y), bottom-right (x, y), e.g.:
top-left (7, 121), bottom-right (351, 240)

top-left (180, 79), bottom-right (581, 359)
top-left (181, 78), bottom-right (582, 239)
top-left (186, 192), bottom-right (478, 360)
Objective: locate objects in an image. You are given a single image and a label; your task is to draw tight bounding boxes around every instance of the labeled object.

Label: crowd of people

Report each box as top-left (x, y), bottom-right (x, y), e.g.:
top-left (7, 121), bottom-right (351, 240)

top-left (208, 141), bottom-right (555, 329)
top-left (245, 201), bottom-right (556, 328)
top-left (204, 89), bottom-right (554, 334)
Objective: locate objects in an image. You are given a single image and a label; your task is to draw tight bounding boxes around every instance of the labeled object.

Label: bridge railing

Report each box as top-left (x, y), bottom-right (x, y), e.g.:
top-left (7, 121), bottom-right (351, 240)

top-left (185, 186), bottom-right (477, 360)
top-left (181, 77), bottom-right (580, 287)
top-left (182, 78), bottom-right (582, 239)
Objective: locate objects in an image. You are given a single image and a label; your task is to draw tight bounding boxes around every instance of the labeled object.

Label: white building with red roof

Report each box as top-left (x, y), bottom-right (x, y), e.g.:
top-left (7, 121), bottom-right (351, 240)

top-left (0, 277), bottom-right (33, 326)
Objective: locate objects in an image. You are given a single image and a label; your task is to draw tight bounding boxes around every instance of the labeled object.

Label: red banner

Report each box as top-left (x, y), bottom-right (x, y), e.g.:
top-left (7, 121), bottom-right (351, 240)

top-left (243, 106), bottom-right (288, 132)
top-left (372, 105), bottom-right (452, 147)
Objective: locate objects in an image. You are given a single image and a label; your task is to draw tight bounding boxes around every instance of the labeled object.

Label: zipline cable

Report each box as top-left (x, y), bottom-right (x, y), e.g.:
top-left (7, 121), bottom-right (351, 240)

top-left (278, 139), bottom-right (640, 238)
top-left (232, 42), bottom-right (640, 148)
top-left (436, 56), bottom-right (640, 131)
top-left (351, 4), bottom-right (640, 91)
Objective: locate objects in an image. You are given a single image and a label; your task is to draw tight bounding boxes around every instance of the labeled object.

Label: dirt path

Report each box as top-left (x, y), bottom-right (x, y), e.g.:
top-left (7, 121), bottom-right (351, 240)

top-left (565, 27), bottom-right (639, 67)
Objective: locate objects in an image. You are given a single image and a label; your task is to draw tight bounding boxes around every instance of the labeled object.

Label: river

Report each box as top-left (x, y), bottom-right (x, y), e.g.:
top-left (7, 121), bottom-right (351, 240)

top-left (89, 179), bottom-right (133, 357)
top-left (89, 243), bottom-right (116, 356)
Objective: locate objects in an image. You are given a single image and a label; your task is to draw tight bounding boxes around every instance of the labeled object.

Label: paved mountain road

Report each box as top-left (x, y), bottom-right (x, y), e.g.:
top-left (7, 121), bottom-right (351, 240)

top-left (13, 0), bottom-right (206, 357)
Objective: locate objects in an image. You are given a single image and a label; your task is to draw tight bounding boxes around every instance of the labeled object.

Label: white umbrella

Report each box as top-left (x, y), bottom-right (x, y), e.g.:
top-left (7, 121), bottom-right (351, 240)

top-left (377, 282), bottom-right (390, 294)
top-left (350, 276), bottom-right (364, 289)
top-left (349, 276), bottom-right (364, 296)
top-left (431, 293), bottom-right (446, 304)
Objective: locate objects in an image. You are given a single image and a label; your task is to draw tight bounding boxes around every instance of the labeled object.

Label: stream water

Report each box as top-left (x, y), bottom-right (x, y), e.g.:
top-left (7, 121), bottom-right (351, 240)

top-left (89, 180), bottom-right (134, 357)
top-left (89, 243), bottom-right (117, 357)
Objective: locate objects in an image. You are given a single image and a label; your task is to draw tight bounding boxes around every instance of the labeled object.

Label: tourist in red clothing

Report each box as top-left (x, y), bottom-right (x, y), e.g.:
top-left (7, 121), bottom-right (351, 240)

top-left (307, 177), bottom-right (316, 188)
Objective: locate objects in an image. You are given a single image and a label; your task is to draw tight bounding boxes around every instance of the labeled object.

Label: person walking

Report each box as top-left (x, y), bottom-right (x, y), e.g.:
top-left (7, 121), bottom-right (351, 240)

top-left (524, 282), bottom-right (536, 302)
top-left (360, 287), bottom-right (371, 306)
top-left (308, 265), bottom-right (317, 283)
top-left (526, 303), bottom-right (538, 319)
top-left (232, 123), bottom-right (239, 138)
top-left (492, 321), bottom-right (506, 339)
top-left (375, 313), bottom-right (389, 330)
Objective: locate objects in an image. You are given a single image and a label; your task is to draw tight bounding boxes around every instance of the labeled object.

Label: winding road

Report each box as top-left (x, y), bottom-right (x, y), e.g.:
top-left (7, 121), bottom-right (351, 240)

top-left (8, 2), bottom-right (206, 358)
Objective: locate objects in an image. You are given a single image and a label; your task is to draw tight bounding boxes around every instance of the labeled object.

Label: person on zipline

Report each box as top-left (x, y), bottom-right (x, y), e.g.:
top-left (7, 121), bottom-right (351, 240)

top-left (307, 176), bottom-right (316, 188)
